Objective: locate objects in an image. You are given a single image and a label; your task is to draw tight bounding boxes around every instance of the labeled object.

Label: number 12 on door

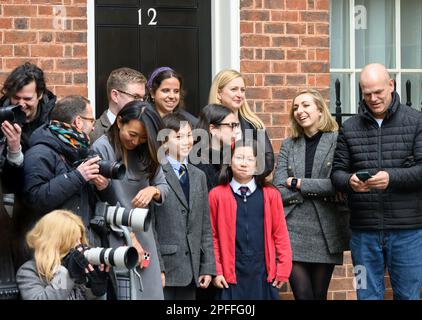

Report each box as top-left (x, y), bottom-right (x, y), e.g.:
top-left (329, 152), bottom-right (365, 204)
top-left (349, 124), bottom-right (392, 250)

top-left (138, 8), bottom-right (158, 26)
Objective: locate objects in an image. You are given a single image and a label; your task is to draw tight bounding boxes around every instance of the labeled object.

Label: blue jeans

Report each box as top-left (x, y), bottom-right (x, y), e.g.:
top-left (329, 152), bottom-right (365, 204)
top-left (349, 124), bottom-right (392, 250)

top-left (350, 229), bottom-right (422, 300)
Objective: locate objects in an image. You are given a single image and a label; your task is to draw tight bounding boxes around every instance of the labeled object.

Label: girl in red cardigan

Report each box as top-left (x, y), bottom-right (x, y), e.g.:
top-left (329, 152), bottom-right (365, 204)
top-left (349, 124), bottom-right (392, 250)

top-left (209, 139), bottom-right (292, 300)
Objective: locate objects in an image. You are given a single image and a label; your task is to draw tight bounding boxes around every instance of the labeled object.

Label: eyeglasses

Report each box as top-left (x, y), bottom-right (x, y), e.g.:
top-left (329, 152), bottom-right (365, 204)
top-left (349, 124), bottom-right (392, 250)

top-left (218, 122), bottom-right (240, 129)
top-left (233, 155), bottom-right (256, 164)
top-left (116, 89), bottom-right (145, 101)
top-left (79, 115), bottom-right (96, 124)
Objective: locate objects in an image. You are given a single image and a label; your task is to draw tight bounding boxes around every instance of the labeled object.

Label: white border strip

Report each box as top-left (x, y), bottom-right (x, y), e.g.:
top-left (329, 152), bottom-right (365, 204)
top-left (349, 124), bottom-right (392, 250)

top-left (350, 0), bottom-right (356, 113)
top-left (211, 0), bottom-right (240, 77)
top-left (395, 0), bottom-right (401, 96)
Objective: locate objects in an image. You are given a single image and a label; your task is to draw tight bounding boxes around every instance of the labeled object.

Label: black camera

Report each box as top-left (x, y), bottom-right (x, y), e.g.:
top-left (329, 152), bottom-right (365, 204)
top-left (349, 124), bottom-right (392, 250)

top-left (74, 153), bottom-right (126, 180)
top-left (0, 105), bottom-right (26, 139)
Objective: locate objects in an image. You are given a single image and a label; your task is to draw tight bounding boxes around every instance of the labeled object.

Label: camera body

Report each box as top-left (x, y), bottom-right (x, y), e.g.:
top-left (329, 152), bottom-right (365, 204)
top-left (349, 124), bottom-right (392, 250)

top-left (0, 105), bottom-right (26, 139)
top-left (74, 152), bottom-right (126, 180)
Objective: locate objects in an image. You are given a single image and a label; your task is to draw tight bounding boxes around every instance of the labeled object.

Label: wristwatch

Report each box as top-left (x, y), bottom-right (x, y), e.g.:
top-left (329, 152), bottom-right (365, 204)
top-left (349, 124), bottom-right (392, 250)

top-left (290, 178), bottom-right (298, 191)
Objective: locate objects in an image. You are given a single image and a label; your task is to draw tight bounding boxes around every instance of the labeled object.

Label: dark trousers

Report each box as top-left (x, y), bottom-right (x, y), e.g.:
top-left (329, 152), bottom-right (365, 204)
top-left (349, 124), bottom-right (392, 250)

top-left (164, 282), bottom-right (196, 300)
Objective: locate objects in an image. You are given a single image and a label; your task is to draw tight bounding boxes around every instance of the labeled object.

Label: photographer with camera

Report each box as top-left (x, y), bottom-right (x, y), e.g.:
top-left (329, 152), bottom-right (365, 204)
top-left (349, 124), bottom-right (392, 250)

top-left (0, 63), bottom-right (56, 278)
top-left (16, 210), bottom-right (109, 300)
top-left (0, 62), bottom-right (56, 156)
top-left (23, 95), bottom-right (113, 236)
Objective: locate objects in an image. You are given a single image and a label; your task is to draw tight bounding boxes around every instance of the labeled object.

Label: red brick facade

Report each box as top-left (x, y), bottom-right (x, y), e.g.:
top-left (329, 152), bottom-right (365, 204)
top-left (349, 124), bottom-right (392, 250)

top-left (0, 0), bottom-right (88, 97)
top-left (0, 0), bottom-right (395, 300)
top-left (240, 0), bottom-right (330, 155)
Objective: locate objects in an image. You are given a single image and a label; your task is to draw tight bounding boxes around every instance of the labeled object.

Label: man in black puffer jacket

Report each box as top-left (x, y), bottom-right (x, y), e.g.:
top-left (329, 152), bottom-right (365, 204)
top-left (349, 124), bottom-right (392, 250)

top-left (332, 63), bottom-right (422, 300)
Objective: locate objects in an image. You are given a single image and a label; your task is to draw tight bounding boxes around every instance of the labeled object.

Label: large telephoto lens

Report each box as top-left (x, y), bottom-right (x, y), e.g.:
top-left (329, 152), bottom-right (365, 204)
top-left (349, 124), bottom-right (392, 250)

top-left (106, 206), bottom-right (150, 232)
top-left (98, 160), bottom-right (126, 180)
top-left (84, 246), bottom-right (138, 269)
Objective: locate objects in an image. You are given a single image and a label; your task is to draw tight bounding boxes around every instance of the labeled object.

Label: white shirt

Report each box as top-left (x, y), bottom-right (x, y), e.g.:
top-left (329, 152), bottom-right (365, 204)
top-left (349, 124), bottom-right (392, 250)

top-left (107, 109), bottom-right (117, 125)
top-left (230, 177), bottom-right (257, 196)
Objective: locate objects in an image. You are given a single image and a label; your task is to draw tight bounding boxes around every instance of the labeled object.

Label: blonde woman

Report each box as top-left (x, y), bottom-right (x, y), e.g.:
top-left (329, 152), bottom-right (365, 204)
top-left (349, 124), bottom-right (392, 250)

top-left (209, 69), bottom-right (274, 177)
top-left (272, 89), bottom-right (350, 300)
top-left (16, 210), bottom-right (108, 300)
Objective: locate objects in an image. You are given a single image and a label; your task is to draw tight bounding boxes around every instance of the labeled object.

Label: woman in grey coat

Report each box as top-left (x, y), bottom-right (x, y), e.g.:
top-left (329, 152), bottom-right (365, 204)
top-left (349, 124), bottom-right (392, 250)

top-left (92, 101), bottom-right (169, 300)
top-left (273, 89), bottom-right (350, 300)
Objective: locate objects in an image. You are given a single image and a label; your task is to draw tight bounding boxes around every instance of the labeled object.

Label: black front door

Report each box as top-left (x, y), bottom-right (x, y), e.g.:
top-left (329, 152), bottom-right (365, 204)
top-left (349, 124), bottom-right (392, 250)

top-left (95, 0), bottom-right (211, 117)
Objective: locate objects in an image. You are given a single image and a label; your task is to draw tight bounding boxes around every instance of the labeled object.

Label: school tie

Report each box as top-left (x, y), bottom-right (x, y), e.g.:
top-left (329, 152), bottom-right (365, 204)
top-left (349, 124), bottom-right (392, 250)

top-left (178, 164), bottom-right (189, 203)
top-left (238, 186), bottom-right (249, 203)
top-left (179, 164), bottom-right (187, 183)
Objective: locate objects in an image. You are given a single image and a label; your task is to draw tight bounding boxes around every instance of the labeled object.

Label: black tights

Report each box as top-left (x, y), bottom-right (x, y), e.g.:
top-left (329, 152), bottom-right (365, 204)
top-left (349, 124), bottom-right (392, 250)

top-left (289, 262), bottom-right (335, 300)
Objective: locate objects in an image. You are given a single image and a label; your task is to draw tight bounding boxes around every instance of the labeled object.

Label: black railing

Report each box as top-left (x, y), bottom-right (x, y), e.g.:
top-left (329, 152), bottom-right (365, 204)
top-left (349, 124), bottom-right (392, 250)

top-left (332, 78), bottom-right (421, 127)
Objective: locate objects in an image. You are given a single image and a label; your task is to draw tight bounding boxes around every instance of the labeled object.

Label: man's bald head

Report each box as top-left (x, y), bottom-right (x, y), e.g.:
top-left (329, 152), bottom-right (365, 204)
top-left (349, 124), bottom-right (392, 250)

top-left (360, 63), bottom-right (391, 86)
top-left (359, 63), bottom-right (394, 119)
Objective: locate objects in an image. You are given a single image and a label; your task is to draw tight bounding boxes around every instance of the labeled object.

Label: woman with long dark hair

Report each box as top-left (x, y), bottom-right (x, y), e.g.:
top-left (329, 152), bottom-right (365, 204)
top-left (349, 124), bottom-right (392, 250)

top-left (92, 100), bottom-right (169, 300)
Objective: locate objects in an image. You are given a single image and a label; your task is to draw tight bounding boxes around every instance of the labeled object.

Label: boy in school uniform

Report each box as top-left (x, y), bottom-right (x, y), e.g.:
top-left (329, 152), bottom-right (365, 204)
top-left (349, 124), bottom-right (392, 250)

top-left (153, 112), bottom-right (216, 300)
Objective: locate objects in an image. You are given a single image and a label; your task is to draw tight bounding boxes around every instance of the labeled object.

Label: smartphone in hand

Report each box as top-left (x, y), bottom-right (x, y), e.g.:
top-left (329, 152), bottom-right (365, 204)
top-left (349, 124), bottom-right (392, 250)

top-left (141, 252), bottom-right (151, 268)
top-left (356, 171), bottom-right (372, 182)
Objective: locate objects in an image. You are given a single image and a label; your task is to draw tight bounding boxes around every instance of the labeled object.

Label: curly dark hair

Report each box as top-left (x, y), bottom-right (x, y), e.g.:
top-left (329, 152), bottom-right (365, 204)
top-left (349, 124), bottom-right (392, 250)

top-left (1, 62), bottom-right (47, 98)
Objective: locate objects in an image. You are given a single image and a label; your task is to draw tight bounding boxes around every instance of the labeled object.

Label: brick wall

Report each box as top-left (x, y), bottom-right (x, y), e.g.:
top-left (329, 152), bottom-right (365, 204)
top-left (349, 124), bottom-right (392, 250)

top-left (240, 0), bottom-right (330, 155)
top-left (0, 0), bottom-right (88, 98)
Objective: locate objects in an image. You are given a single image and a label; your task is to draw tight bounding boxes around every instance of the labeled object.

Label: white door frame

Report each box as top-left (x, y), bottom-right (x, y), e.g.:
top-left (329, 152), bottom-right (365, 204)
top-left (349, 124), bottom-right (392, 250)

top-left (86, 0), bottom-right (240, 113)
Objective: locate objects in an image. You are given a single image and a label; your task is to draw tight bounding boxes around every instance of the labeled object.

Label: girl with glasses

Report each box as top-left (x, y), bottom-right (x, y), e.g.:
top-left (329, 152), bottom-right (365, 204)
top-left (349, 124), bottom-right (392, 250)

top-left (209, 139), bottom-right (292, 300)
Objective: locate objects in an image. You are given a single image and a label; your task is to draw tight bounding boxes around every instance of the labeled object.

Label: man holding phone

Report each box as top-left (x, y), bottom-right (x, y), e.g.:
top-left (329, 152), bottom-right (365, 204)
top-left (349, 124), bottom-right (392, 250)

top-left (331, 63), bottom-right (422, 300)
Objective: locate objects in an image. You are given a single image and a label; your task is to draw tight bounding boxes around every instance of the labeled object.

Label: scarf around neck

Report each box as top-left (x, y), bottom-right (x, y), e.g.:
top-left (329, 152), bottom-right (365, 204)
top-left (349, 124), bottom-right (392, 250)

top-left (49, 120), bottom-right (90, 149)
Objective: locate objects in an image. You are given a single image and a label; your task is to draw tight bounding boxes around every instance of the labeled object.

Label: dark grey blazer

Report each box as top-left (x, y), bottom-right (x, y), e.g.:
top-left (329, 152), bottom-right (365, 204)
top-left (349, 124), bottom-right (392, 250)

top-left (273, 131), bottom-right (350, 254)
top-left (90, 110), bottom-right (112, 144)
top-left (152, 162), bottom-right (216, 287)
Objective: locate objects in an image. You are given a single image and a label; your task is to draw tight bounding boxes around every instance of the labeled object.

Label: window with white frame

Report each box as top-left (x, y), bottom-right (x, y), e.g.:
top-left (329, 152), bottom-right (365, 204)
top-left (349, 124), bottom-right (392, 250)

top-left (330, 0), bottom-right (422, 115)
